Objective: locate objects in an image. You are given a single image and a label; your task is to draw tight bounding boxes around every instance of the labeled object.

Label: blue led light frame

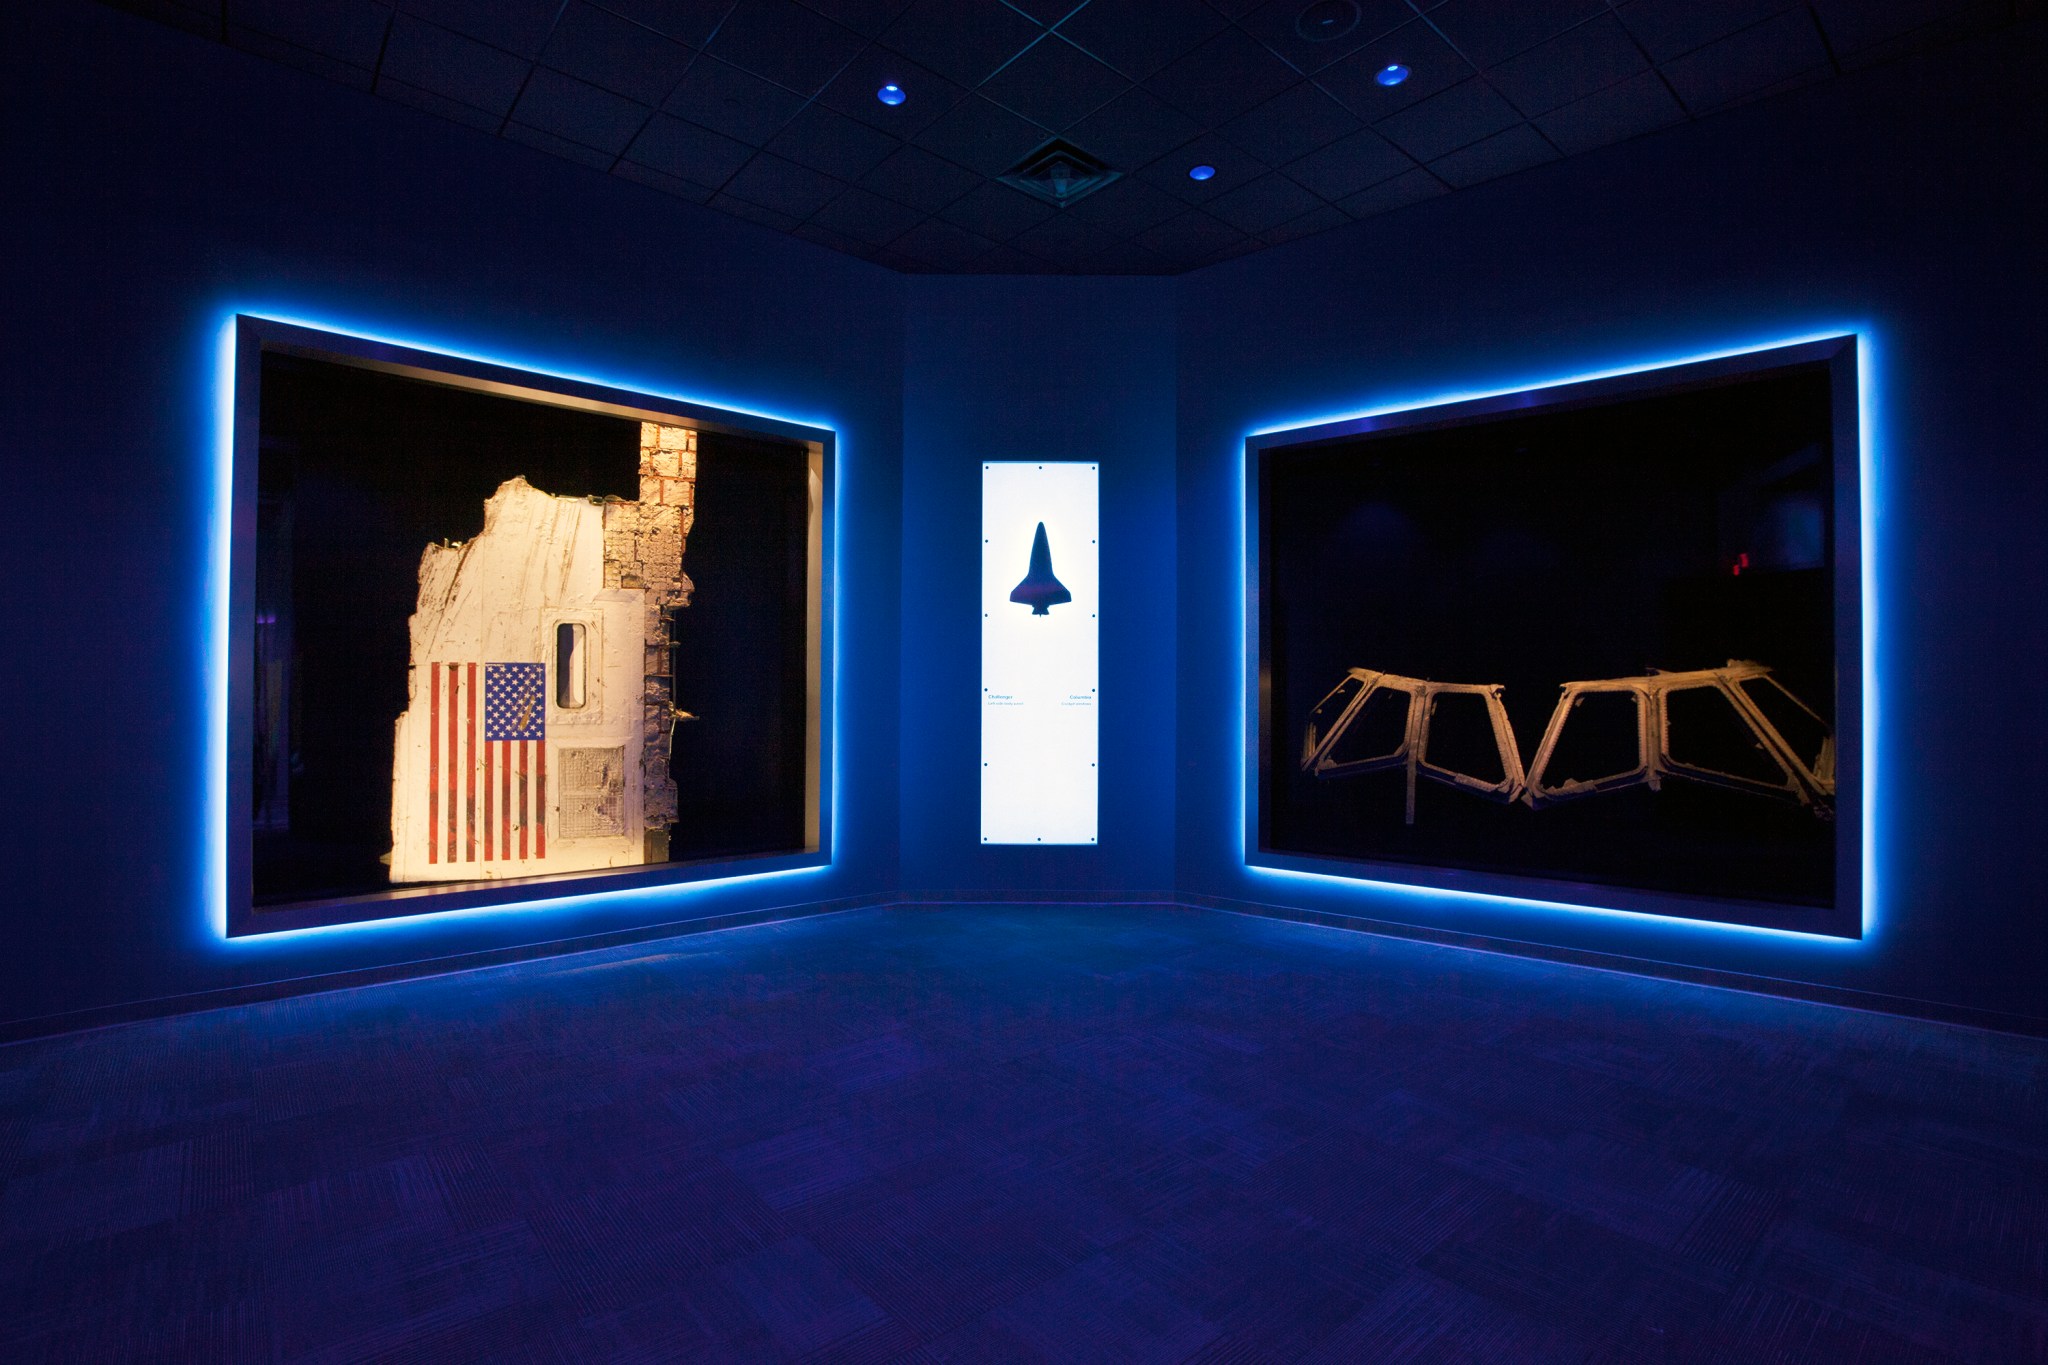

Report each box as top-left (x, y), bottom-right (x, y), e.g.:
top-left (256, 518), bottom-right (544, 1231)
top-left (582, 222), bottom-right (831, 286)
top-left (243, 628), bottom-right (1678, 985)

top-left (217, 315), bottom-right (837, 938)
top-left (1243, 334), bottom-right (1871, 940)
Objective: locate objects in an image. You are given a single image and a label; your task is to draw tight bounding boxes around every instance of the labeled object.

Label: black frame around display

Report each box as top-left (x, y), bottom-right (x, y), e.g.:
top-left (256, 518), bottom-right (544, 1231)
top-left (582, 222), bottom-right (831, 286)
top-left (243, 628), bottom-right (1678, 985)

top-left (1244, 336), bottom-right (1865, 937)
top-left (224, 316), bottom-right (835, 937)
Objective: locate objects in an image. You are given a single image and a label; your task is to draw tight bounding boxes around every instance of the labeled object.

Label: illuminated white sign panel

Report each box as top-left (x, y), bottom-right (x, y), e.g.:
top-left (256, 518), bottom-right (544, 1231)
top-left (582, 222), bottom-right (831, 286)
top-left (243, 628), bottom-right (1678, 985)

top-left (982, 462), bottom-right (1098, 844)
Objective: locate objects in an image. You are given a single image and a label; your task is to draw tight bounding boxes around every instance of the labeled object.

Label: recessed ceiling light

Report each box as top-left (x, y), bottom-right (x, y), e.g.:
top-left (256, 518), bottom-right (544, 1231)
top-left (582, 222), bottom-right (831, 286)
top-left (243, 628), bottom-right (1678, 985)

top-left (1188, 164), bottom-right (1216, 181)
top-left (1296, 0), bottom-right (1361, 43)
top-left (877, 83), bottom-right (906, 106)
top-left (1375, 63), bottom-right (1410, 87)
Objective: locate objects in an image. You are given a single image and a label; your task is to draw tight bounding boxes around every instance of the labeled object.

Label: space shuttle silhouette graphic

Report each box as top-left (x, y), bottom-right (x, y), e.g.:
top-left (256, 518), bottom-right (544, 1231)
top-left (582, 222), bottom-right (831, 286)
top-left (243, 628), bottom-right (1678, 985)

top-left (1009, 522), bottom-right (1072, 616)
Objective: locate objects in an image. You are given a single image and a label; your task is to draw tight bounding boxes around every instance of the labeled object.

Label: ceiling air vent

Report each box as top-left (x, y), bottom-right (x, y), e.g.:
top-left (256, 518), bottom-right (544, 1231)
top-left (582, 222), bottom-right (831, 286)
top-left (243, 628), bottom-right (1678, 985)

top-left (998, 139), bottom-right (1120, 208)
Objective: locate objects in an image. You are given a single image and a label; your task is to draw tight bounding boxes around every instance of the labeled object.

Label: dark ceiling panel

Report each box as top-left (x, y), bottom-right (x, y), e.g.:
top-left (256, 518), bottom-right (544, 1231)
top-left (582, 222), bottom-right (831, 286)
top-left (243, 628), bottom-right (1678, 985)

top-left (1424, 0), bottom-right (1609, 67)
top-left (400, 0), bottom-right (563, 58)
top-left (1373, 77), bottom-right (1522, 161)
top-left (1279, 124), bottom-right (1415, 200)
top-left (231, 0), bottom-right (391, 68)
top-left (513, 68), bottom-right (654, 155)
top-left (911, 95), bottom-right (1048, 177)
top-left (541, 2), bottom-right (696, 106)
top-left (980, 35), bottom-right (1132, 132)
top-left (1144, 26), bottom-right (1300, 127)
top-left (624, 111), bottom-right (755, 188)
top-left (592, 0), bottom-right (736, 48)
top-left (1064, 86), bottom-right (1204, 170)
top-left (1534, 68), bottom-right (1686, 154)
top-left (1054, 0), bottom-right (1228, 82)
top-left (858, 143), bottom-right (983, 212)
top-left (1205, 171), bottom-right (1325, 234)
top-left (705, 0), bottom-right (866, 95)
top-left (879, 0), bottom-right (1044, 88)
top-left (766, 102), bottom-right (903, 178)
top-left (662, 55), bottom-right (805, 144)
top-left (1487, 13), bottom-right (1651, 118)
top-left (1612, 0), bottom-right (1800, 64)
top-left (1237, 0), bottom-right (1414, 74)
top-left (380, 14), bottom-right (530, 117)
top-left (1219, 80), bottom-right (1365, 165)
top-left (119, 0), bottom-right (2019, 274)
top-left (1662, 8), bottom-right (1831, 114)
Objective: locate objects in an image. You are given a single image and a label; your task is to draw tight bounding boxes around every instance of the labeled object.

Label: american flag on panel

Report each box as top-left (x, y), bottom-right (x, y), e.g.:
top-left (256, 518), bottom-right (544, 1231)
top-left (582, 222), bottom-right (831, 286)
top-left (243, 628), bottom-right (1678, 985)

top-left (425, 661), bottom-right (546, 866)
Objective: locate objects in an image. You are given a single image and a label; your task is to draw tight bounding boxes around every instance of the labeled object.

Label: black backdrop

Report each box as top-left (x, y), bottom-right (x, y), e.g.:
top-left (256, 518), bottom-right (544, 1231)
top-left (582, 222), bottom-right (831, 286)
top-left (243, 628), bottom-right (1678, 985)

top-left (1260, 365), bottom-right (1839, 908)
top-left (254, 353), bottom-right (809, 904)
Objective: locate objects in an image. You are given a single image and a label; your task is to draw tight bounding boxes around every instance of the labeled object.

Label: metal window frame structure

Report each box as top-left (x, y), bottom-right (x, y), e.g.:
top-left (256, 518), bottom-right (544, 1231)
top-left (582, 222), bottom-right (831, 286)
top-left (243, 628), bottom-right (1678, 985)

top-left (221, 315), bottom-right (835, 938)
top-left (1245, 335), bottom-right (1866, 939)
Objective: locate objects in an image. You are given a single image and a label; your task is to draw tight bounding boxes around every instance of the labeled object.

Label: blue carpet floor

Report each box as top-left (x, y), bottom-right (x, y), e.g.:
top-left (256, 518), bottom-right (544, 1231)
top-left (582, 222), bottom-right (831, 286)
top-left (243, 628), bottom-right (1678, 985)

top-left (2, 905), bottom-right (2043, 1362)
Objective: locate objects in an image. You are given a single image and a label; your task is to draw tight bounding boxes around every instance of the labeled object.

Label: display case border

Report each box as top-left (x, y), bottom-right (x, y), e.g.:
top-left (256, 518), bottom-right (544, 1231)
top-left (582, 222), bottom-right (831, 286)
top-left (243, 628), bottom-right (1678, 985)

top-left (1241, 333), bottom-right (1869, 941)
top-left (220, 314), bottom-right (836, 939)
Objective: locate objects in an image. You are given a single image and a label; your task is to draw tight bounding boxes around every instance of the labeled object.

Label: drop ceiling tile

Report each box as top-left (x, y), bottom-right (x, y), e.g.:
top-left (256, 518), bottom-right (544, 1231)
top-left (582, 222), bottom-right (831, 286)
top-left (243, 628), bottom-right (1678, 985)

top-left (972, 243), bottom-right (1063, 273)
top-left (230, 0), bottom-right (391, 67)
top-left (399, 0), bottom-right (563, 57)
top-left (1662, 8), bottom-right (1831, 114)
top-left (796, 0), bottom-right (917, 39)
top-left (1219, 81), bottom-right (1364, 165)
top-left (227, 27), bottom-right (375, 89)
top-left (613, 158), bottom-right (718, 201)
top-left (858, 143), bottom-right (983, 212)
top-left (378, 78), bottom-right (503, 131)
top-left (794, 220), bottom-right (880, 256)
top-left (1063, 175), bottom-right (1192, 235)
top-left (381, 15), bottom-right (531, 117)
top-left (818, 46), bottom-right (967, 135)
top-left (1133, 207), bottom-right (1246, 260)
top-left (1488, 15), bottom-right (1650, 118)
top-left (722, 152), bottom-right (850, 216)
top-left (1054, 0), bottom-right (1228, 81)
top-left (1135, 133), bottom-right (1271, 203)
top-left (711, 191), bottom-right (805, 231)
top-left (767, 103), bottom-right (902, 178)
top-left (1064, 86), bottom-right (1204, 171)
top-left (1534, 69), bottom-right (1685, 155)
top-left (811, 184), bottom-right (928, 243)
top-left (109, 0), bottom-right (218, 40)
top-left (663, 56), bottom-right (806, 145)
top-left (1260, 202), bottom-right (1349, 245)
top-left (981, 36), bottom-right (1132, 131)
top-left (1204, 172), bottom-right (1326, 234)
top-left (1612, 0), bottom-right (1800, 64)
top-left (624, 111), bottom-right (756, 187)
top-left (1425, 0), bottom-right (1609, 67)
top-left (889, 218), bottom-right (1000, 269)
top-left (1833, 1), bottom-right (2007, 70)
top-left (937, 181), bottom-right (1058, 240)
top-left (1808, 0), bottom-right (1975, 56)
top-left (1315, 20), bottom-right (1471, 120)
top-left (1010, 211), bottom-right (1136, 266)
top-left (514, 68), bottom-right (654, 154)
top-left (1143, 27), bottom-right (1300, 127)
top-left (1336, 165), bottom-right (1446, 218)
top-left (1280, 124), bottom-right (1415, 199)
top-left (911, 96), bottom-right (1048, 176)
top-left (1205, 0), bottom-right (1264, 17)
top-left (592, 0), bottom-right (734, 48)
top-left (540, 2), bottom-right (695, 105)
top-left (504, 119), bottom-right (620, 168)
top-left (1372, 77), bottom-right (1521, 161)
top-left (1237, 0), bottom-right (1414, 74)
top-left (1427, 122), bottom-right (1558, 187)
top-left (879, 0), bottom-right (1044, 87)
top-left (707, 0), bottom-right (866, 95)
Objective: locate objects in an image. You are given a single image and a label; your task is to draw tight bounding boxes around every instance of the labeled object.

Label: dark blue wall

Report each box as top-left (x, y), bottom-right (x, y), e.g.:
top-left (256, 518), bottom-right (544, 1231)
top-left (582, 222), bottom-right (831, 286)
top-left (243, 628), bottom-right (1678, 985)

top-left (0, 2), bottom-right (904, 1030)
top-left (1175, 23), bottom-right (2047, 1024)
top-left (900, 276), bottom-right (1177, 897)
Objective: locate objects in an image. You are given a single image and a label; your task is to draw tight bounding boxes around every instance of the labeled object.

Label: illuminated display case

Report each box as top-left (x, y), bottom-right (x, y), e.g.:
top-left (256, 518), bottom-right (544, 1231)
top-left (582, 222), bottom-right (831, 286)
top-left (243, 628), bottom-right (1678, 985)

top-left (223, 317), bottom-right (833, 936)
top-left (1246, 337), bottom-right (1866, 937)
